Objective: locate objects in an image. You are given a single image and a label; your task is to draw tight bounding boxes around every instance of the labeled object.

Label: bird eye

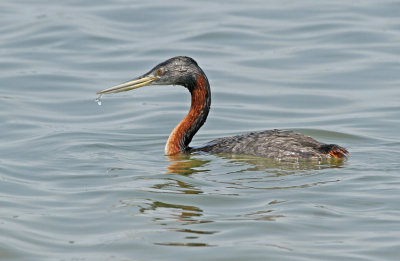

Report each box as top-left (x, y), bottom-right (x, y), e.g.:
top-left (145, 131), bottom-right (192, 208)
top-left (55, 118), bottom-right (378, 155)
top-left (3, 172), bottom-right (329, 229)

top-left (155, 69), bottom-right (163, 76)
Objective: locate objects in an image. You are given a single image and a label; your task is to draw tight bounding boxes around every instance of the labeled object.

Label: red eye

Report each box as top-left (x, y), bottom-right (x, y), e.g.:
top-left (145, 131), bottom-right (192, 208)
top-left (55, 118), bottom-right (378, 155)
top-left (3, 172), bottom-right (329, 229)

top-left (156, 69), bottom-right (163, 76)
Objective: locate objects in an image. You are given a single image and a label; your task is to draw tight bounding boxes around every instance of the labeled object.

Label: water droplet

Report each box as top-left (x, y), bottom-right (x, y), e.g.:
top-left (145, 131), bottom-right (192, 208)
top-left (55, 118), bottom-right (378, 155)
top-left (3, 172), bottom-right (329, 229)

top-left (95, 94), bottom-right (103, 106)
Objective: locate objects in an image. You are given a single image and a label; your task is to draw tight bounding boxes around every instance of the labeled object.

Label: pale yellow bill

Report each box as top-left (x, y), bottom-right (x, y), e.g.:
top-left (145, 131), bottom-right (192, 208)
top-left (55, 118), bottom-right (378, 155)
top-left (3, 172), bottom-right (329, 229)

top-left (96, 76), bottom-right (157, 95)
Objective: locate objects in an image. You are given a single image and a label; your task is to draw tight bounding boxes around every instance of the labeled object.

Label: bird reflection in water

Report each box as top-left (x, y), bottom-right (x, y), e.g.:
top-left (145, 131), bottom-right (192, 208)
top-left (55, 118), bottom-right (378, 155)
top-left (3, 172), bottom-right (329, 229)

top-left (166, 154), bottom-right (210, 176)
top-left (166, 153), bottom-right (345, 177)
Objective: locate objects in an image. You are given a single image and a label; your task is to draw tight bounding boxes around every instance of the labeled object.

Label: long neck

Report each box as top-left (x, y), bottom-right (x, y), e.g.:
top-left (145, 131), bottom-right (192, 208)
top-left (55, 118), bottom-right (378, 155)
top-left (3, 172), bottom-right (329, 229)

top-left (165, 74), bottom-right (211, 155)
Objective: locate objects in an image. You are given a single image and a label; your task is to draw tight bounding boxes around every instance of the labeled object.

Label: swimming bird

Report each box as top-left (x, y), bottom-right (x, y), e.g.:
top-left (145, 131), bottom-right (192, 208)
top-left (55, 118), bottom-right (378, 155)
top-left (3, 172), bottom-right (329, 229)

top-left (97, 56), bottom-right (348, 160)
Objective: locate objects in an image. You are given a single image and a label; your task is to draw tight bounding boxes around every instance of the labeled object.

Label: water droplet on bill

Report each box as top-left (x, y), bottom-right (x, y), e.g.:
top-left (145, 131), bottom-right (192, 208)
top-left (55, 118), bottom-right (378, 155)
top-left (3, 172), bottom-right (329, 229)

top-left (95, 94), bottom-right (103, 106)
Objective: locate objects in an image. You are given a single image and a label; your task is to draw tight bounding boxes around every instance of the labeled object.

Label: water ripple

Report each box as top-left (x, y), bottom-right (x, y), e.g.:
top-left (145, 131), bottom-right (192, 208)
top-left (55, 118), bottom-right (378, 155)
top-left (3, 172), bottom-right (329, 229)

top-left (1, 0), bottom-right (400, 260)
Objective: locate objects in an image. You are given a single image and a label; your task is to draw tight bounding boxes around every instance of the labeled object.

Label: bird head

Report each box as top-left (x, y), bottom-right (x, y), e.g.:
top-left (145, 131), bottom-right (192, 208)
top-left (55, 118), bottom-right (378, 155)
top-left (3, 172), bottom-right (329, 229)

top-left (97, 56), bottom-right (203, 95)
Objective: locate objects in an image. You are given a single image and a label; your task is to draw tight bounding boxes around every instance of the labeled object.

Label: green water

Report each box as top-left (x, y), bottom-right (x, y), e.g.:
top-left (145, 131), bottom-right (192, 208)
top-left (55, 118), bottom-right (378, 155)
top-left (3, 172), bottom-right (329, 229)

top-left (1, 1), bottom-right (400, 260)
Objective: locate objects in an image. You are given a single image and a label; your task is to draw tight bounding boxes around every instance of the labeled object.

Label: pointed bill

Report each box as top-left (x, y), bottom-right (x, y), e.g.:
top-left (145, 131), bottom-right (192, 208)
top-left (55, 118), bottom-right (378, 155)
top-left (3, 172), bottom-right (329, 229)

top-left (96, 76), bottom-right (157, 95)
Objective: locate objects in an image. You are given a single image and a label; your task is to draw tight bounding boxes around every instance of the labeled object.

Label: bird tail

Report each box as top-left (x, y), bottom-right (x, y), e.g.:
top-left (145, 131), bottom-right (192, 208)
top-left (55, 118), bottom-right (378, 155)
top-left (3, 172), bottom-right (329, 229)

top-left (319, 144), bottom-right (349, 159)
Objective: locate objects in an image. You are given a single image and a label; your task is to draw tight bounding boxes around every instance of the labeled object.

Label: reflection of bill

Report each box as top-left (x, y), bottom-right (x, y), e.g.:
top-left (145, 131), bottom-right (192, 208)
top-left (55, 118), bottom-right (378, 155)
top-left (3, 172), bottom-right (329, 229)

top-left (138, 198), bottom-right (215, 247)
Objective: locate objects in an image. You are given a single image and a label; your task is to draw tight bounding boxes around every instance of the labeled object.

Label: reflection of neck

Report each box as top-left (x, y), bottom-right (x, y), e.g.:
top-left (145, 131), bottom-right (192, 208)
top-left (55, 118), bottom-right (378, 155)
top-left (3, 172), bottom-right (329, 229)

top-left (165, 74), bottom-right (211, 155)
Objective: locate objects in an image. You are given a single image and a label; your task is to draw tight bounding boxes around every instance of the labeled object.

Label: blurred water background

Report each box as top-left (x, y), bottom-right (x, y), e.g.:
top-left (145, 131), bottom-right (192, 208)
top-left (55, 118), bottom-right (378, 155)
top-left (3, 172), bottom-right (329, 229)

top-left (1, 0), bottom-right (400, 260)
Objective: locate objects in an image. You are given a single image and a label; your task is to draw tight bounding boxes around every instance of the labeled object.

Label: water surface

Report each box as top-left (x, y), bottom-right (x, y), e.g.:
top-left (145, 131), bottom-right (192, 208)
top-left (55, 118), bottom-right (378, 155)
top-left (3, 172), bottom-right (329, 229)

top-left (1, 1), bottom-right (400, 260)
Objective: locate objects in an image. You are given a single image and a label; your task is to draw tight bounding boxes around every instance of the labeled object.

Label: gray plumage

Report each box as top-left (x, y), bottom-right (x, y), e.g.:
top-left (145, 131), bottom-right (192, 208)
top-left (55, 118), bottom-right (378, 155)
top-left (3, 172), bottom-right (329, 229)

top-left (192, 129), bottom-right (347, 160)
